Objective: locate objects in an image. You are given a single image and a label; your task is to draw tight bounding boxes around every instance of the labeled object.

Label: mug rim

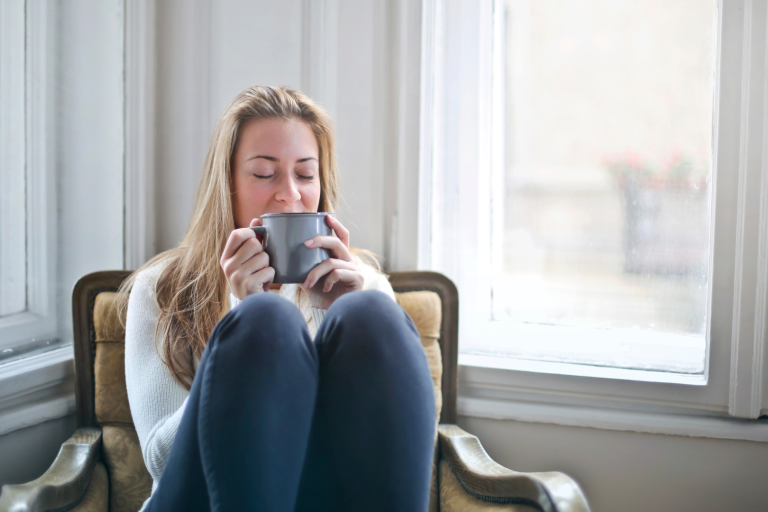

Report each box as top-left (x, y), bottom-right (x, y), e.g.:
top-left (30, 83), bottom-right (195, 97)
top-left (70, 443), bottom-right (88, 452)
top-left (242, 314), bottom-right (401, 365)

top-left (260, 212), bottom-right (334, 218)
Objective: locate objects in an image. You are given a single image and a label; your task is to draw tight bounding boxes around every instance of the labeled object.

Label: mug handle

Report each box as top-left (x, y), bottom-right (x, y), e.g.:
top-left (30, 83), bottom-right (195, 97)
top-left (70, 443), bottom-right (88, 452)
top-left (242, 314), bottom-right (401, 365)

top-left (249, 226), bottom-right (268, 248)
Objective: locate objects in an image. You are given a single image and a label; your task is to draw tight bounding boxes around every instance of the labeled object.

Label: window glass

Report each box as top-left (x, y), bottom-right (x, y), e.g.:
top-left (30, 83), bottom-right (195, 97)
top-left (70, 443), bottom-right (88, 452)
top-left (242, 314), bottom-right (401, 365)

top-left (463, 0), bottom-right (717, 372)
top-left (0, 0), bottom-right (27, 318)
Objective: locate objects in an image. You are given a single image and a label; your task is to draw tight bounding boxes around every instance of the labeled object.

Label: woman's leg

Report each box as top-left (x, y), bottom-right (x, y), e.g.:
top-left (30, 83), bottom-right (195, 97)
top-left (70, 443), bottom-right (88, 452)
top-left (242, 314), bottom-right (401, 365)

top-left (295, 290), bottom-right (437, 512)
top-left (145, 293), bottom-right (318, 512)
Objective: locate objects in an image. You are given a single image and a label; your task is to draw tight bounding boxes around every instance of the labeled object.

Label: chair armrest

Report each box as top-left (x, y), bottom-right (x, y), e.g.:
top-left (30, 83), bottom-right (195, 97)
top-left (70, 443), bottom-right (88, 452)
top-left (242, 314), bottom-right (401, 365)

top-left (0, 427), bottom-right (102, 512)
top-left (438, 424), bottom-right (590, 512)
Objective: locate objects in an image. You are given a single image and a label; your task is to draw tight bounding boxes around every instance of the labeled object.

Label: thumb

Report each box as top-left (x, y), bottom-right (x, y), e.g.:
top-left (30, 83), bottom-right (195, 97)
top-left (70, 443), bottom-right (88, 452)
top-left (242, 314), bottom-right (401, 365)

top-left (250, 217), bottom-right (262, 227)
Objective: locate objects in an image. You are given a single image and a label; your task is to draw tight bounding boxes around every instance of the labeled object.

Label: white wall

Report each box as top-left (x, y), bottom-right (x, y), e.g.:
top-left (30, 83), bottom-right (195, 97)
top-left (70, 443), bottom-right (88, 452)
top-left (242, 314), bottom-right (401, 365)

top-left (459, 416), bottom-right (768, 512)
top-left (0, 415), bottom-right (76, 485)
top-left (56, 0), bottom-right (125, 343)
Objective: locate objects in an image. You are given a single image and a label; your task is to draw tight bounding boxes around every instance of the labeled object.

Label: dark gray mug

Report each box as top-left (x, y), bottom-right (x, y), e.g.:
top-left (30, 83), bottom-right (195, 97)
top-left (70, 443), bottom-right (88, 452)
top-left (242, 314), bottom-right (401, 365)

top-left (249, 212), bottom-right (333, 284)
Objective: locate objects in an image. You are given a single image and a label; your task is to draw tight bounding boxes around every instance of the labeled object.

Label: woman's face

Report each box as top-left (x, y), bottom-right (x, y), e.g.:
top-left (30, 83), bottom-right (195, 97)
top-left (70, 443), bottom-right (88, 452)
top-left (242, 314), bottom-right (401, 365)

top-left (231, 117), bottom-right (321, 228)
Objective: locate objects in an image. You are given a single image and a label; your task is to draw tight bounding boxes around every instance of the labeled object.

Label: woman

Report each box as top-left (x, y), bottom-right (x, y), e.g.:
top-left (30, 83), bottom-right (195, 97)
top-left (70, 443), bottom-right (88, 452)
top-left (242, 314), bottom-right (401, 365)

top-left (119, 85), bottom-right (436, 512)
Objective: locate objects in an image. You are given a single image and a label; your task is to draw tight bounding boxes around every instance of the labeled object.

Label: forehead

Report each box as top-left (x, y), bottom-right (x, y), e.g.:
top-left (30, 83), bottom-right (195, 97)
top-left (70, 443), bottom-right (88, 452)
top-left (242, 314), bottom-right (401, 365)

top-left (236, 117), bottom-right (318, 158)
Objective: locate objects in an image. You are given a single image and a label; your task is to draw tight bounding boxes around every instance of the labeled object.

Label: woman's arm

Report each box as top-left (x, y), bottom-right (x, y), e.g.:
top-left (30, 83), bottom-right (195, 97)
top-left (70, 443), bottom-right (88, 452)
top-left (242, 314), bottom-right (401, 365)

top-left (125, 264), bottom-right (190, 483)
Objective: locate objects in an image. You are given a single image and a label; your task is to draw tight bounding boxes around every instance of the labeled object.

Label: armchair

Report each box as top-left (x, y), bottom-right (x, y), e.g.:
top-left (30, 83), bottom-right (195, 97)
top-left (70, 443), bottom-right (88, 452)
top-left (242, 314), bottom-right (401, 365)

top-left (0, 270), bottom-right (590, 512)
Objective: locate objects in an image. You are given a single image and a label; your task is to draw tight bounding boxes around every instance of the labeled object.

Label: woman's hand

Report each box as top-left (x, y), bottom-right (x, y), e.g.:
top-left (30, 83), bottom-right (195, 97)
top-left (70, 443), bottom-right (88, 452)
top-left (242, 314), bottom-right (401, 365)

top-left (220, 218), bottom-right (275, 300)
top-left (301, 215), bottom-right (364, 309)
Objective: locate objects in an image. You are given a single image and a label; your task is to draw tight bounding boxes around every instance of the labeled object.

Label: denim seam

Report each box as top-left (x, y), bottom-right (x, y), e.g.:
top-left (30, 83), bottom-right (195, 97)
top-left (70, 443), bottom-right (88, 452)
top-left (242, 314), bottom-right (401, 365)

top-left (199, 333), bottom-right (220, 511)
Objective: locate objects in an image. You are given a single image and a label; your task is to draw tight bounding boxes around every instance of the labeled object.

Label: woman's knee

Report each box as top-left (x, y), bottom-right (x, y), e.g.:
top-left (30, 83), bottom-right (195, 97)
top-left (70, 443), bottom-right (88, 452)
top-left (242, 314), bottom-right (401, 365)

top-left (210, 292), bottom-right (309, 356)
top-left (322, 291), bottom-right (419, 352)
top-left (328, 290), bottom-right (403, 326)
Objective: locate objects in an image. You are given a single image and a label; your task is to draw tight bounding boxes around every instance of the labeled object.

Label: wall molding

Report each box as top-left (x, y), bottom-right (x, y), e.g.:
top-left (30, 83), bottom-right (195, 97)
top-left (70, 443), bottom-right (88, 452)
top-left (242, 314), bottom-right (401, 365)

top-left (459, 395), bottom-right (768, 444)
top-left (124, 0), bottom-right (157, 270)
top-left (384, 0), bottom-right (423, 271)
top-left (417, 0), bottom-right (439, 270)
top-left (301, 0), bottom-right (338, 122)
top-left (729, 0), bottom-right (768, 419)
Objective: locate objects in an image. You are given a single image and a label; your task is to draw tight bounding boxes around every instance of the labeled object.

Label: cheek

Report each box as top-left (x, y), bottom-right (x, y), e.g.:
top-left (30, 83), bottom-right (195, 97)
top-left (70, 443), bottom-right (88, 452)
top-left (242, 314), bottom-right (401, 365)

top-left (234, 180), bottom-right (270, 218)
top-left (304, 181), bottom-right (322, 209)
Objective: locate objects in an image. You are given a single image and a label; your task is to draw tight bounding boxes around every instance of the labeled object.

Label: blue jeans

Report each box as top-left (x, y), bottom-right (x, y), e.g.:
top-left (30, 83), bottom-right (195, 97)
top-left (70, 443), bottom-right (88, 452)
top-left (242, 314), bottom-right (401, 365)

top-left (144, 290), bottom-right (436, 512)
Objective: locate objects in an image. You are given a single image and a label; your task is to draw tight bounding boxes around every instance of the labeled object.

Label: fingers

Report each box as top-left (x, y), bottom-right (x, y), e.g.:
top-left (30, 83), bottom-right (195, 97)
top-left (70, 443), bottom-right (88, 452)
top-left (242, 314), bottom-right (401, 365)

top-left (303, 258), bottom-right (359, 289)
top-left (326, 215), bottom-right (350, 248)
top-left (321, 268), bottom-right (363, 293)
top-left (230, 251), bottom-right (270, 284)
top-left (236, 265), bottom-right (275, 296)
top-left (304, 235), bottom-right (352, 261)
top-left (221, 227), bottom-right (262, 262)
top-left (221, 237), bottom-right (264, 276)
top-left (221, 223), bottom-right (272, 300)
top-left (250, 217), bottom-right (262, 228)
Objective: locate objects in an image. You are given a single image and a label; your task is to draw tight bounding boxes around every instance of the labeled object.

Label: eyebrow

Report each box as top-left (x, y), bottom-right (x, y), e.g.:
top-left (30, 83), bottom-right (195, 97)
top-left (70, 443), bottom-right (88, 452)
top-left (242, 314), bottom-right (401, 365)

top-left (247, 155), bottom-right (318, 163)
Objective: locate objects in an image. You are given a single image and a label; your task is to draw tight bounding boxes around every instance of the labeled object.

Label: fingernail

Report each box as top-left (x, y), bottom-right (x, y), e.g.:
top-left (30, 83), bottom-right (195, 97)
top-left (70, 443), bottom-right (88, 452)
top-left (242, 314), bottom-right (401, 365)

top-left (305, 239), bottom-right (314, 247)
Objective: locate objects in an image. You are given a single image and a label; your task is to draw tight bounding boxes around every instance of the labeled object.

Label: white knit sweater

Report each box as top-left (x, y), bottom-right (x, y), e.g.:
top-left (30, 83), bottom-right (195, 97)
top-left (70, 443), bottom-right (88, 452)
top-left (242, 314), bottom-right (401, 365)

top-left (125, 261), bottom-right (395, 511)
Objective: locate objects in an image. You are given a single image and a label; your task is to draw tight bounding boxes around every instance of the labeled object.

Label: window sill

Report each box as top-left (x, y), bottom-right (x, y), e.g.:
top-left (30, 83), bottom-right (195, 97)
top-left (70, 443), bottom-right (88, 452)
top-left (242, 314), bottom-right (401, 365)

top-left (460, 353), bottom-right (707, 386)
top-left (0, 346), bottom-right (75, 436)
top-left (458, 358), bottom-right (768, 443)
top-left (460, 321), bottom-right (706, 376)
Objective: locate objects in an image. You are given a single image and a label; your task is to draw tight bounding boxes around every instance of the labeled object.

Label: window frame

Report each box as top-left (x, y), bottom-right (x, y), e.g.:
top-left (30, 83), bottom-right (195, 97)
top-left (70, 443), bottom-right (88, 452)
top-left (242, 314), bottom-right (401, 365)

top-left (415, 0), bottom-right (768, 433)
top-left (0, 0), bottom-right (58, 355)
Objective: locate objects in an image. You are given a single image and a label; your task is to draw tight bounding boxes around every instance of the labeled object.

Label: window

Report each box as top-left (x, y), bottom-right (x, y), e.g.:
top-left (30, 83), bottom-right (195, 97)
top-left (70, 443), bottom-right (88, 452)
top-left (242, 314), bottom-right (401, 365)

top-left (421, 0), bottom-right (768, 424)
top-left (0, 0), bottom-right (58, 361)
top-left (0, 0), bottom-right (125, 438)
top-left (492, 0), bottom-right (716, 375)
top-left (0, 0), bottom-right (26, 320)
top-left (429, 0), bottom-right (717, 377)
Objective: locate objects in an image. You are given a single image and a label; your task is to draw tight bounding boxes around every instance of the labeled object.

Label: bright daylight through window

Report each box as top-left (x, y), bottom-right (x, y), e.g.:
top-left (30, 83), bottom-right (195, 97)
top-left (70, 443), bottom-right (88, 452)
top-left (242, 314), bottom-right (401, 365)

top-left (437, 0), bottom-right (719, 376)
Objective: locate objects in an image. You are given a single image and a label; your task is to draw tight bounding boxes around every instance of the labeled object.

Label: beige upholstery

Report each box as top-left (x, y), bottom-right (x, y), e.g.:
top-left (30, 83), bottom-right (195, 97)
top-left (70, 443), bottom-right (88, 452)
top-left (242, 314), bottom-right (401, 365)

top-left (69, 462), bottom-right (109, 512)
top-left (396, 290), bottom-right (444, 422)
top-left (94, 291), bottom-right (125, 343)
top-left (439, 459), bottom-right (541, 512)
top-left (101, 425), bottom-right (153, 512)
top-left (83, 289), bottom-right (445, 511)
top-left (94, 342), bottom-right (132, 424)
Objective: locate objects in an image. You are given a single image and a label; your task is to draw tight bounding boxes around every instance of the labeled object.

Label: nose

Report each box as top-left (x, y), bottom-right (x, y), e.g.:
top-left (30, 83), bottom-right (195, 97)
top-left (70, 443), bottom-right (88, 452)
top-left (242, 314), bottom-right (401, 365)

top-left (274, 174), bottom-right (301, 205)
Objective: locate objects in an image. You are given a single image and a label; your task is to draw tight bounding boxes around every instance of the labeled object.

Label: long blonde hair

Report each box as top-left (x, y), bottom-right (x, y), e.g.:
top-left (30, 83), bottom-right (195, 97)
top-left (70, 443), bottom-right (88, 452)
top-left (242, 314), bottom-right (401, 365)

top-left (117, 85), bottom-right (342, 390)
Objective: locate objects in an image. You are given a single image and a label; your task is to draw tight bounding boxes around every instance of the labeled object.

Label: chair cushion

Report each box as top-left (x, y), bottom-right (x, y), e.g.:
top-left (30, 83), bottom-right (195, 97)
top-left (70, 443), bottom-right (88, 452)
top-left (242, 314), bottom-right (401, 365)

top-left (102, 425), bottom-right (153, 512)
top-left (439, 459), bottom-right (541, 512)
top-left (94, 290), bottom-right (126, 343)
top-left (395, 291), bottom-right (444, 423)
top-left (93, 292), bottom-right (132, 425)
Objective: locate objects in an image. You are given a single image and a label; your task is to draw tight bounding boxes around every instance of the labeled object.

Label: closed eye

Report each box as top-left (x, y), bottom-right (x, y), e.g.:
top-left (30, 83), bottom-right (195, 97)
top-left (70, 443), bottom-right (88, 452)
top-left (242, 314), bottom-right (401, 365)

top-left (253, 173), bottom-right (274, 179)
top-left (297, 174), bottom-right (315, 181)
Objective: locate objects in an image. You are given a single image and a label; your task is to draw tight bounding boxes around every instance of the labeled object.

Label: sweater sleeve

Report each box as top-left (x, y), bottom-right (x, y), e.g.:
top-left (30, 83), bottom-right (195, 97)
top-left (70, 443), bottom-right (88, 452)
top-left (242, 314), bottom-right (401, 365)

top-left (361, 263), bottom-right (396, 302)
top-left (124, 265), bottom-right (191, 483)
